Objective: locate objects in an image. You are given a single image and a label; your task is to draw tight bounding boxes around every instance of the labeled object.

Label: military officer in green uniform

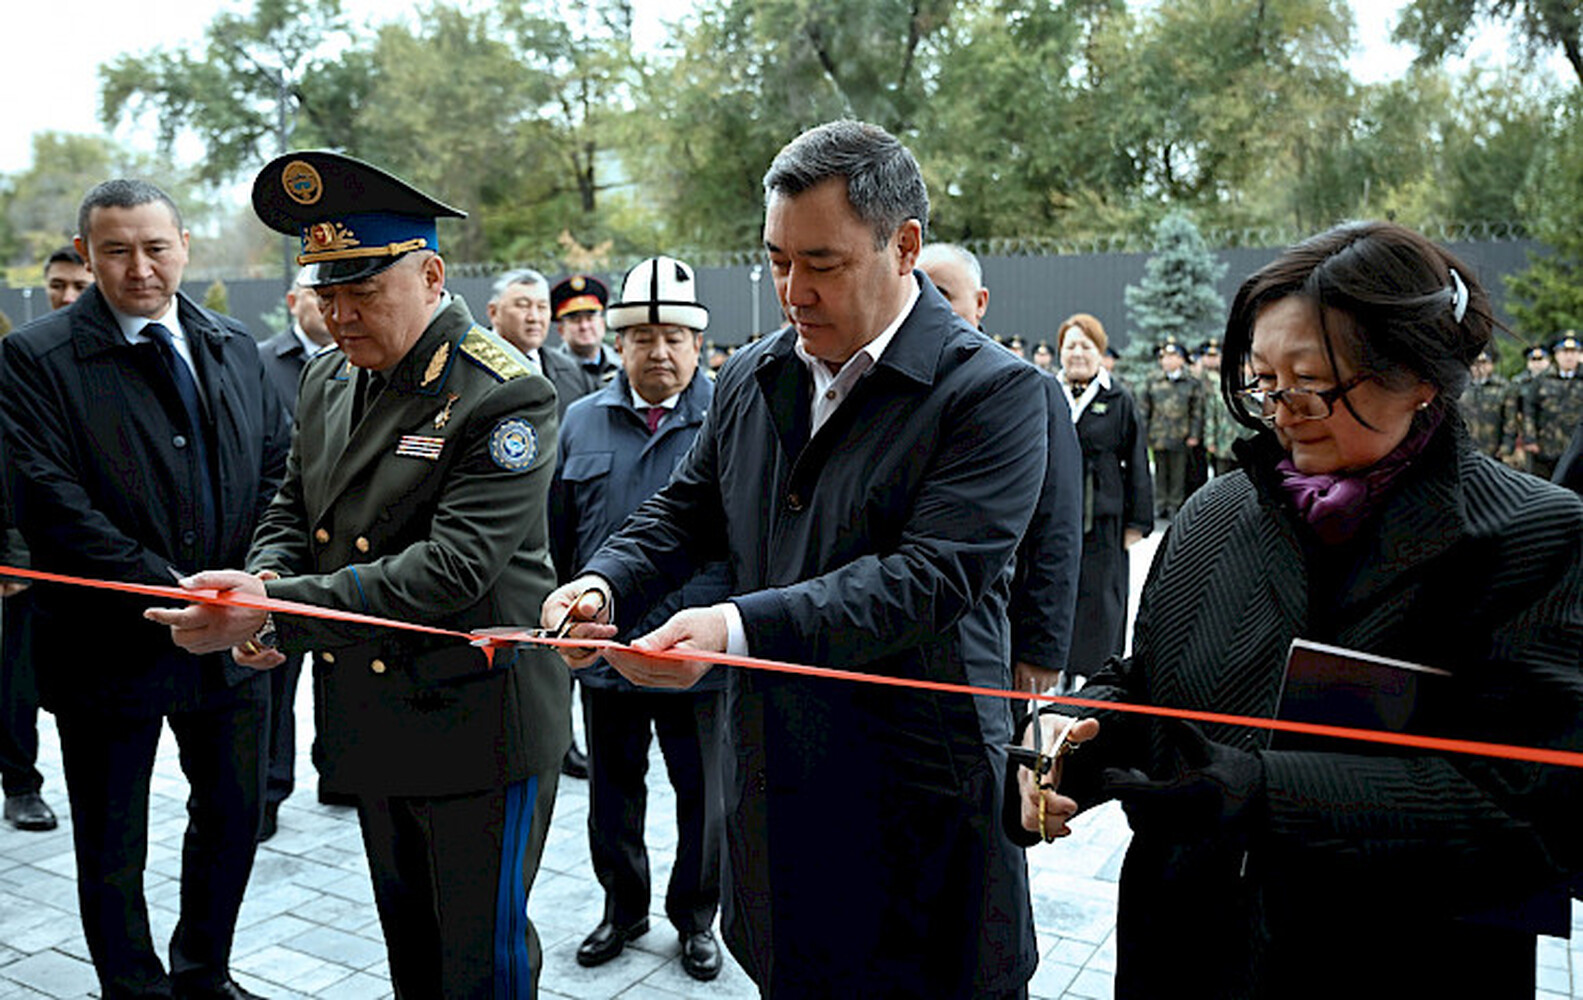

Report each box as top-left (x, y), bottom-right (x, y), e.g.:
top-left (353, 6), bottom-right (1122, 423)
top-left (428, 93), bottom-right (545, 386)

top-left (1524, 332), bottom-right (1583, 480)
top-left (1460, 347), bottom-right (1510, 459)
top-left (149, 151), bottom-right (569, 999)
top-left (1138, 338), bottom-right (1204, 519)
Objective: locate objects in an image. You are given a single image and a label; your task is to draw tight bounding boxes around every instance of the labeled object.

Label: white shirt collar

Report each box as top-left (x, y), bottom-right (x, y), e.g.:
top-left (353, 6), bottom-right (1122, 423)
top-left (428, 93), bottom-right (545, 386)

top-left (630, 386), bottom-right (682, 411)
top-left (1060, 366), bottom-right (1111, 422)
top-left (795, 277), bottom-right (920, 434)
top-left (113, 298), bottom-right (183, 347)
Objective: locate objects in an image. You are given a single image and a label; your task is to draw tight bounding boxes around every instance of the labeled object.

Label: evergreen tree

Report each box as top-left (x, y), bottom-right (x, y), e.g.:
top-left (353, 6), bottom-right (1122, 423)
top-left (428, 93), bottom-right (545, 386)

top-left (1124, 211), bottom-right (1228, 358)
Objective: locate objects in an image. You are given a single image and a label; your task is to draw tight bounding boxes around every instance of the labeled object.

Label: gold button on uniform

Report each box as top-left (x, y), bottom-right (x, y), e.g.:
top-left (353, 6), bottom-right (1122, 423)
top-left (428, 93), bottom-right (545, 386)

top-left (370, 658), bottom-right (387, 674)
top-left (314, 528), bottom-right (330, 544)
top-left (320, 651), bottom-right (336, 664)
top-left (355, 536), bottom-right (371, 553)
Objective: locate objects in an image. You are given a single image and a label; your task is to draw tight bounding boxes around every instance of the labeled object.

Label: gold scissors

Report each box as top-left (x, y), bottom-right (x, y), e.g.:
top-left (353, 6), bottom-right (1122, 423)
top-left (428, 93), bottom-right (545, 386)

top-left (1005, 683), bottom-right (1081, 842)
top-left (471, 586), bottom-right (609, 644)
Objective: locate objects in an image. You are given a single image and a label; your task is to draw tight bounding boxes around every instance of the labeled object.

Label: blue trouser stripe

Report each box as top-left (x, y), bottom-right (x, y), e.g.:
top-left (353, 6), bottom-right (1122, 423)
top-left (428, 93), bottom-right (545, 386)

top-left (493, 777), bottom-right (535, 999)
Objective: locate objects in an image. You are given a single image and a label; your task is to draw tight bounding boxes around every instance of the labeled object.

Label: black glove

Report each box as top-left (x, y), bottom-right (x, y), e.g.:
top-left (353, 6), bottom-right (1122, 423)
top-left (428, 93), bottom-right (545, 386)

top-left (1103, 720), bottom-right (1265, 842)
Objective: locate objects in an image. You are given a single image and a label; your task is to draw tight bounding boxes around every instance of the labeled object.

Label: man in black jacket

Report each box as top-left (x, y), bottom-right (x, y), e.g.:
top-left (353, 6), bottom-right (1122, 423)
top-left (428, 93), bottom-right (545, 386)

top-left (0, 179), bottom-right (290, 1000)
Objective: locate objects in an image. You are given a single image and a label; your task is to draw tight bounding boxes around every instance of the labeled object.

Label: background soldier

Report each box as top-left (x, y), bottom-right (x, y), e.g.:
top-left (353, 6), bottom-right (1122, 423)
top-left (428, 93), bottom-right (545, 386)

top-left (1199, 338), bottom-right (1251, 476)
top-left (1461, 347), bottom-right (1509, 460)
top-left (1138, 338), bottom-right (1204, 519)
top-left (1525, 332), bottom-right (1583, 480)
top-left (151, 151), bottom-right (569, 999)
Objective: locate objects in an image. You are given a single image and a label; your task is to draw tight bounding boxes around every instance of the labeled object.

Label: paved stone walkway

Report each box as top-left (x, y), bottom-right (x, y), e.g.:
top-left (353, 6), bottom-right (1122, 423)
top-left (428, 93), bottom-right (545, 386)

top-left (1, 532), bottom-right (1578, 997)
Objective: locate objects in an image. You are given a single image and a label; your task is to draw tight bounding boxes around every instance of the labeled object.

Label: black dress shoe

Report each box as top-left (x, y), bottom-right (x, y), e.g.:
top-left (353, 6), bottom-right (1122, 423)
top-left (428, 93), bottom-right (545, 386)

top-left (561, 744), bottom-right (589, 780)
top-left (575, 917), bottom-right (648, 967)
top-left (172, 976), bottom-right (267, 999)
top-left (681, 929), bottom-right (722, 981)
top-left (3, 792), bottom-right (58, 831)
top-left (257, 802), bottom-right (279, 843)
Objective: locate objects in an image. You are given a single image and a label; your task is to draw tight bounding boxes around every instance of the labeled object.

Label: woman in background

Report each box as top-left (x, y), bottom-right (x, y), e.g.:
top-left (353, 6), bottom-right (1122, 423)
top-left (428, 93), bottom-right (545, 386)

top-left (1054, 313), bottom-right (1152, 689)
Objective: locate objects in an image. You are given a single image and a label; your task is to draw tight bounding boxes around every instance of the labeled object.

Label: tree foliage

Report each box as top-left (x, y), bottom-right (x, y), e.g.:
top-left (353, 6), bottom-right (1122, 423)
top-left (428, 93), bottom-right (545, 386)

top-left (1505, 92), bottom-right (1583, 339)
top-left (99, 0), bottom-right (359, 184)
top-left (1395, 0), bottom-right (1583, 86)
top-left (1, 0), bottom-right (1575, 274)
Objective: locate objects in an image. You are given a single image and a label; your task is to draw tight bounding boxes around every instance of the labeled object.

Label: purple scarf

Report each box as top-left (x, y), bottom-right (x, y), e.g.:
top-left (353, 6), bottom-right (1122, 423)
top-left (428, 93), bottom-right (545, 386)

top-left (1275, 411), bottom-right (1442, 544)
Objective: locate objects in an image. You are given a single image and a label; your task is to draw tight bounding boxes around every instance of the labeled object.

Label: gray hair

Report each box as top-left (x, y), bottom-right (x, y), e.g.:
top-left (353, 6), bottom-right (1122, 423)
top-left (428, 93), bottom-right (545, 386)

top-left (762, 120), bottom-right (929, 249)
top-left (918, 242), bottom-right (983, 290)
top-left (77, 179), bottom-right (184, 241)
top-left (490, 268), bottom-right (549, 304)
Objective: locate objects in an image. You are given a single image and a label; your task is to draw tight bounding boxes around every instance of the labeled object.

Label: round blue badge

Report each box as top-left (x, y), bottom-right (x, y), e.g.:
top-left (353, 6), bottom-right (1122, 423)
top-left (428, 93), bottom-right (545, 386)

top-left (489, 419), bottom-right (537, 471)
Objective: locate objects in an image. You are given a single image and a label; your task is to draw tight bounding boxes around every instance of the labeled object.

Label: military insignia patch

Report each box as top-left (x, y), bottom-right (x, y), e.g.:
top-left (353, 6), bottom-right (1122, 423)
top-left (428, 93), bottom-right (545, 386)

top-left (489, 419), bottom-right (537, 471)
top-left (423, 343), bottom-right (450, 387)
top-left (282, 160), bottom-right (324, 205)
top-left (570, 276), bottom-right (586, 292)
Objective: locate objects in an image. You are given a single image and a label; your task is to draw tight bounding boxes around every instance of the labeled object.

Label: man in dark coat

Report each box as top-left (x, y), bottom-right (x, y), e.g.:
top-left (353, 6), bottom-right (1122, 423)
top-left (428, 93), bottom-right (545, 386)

top-left (550, 256), bottom-right (729, 982)
top-left (257, 268), bottom-right (332, 409)
top-left (917, 241), bottom-right (1083, 697)
top-left (0, 249), bottom-right (75, 834)
top-left (489, 268), bottom-right (600, 420)
top-left (488, 266), bottom-right (603, 780)
top-left (151, 151), bottom-right (569, 999)
top-left (543, 121), bottom-right (1049, 998)
top-left (253, 267), bottom-right (336, 834)
top-left (0, 179), bottom-right (290, 1000)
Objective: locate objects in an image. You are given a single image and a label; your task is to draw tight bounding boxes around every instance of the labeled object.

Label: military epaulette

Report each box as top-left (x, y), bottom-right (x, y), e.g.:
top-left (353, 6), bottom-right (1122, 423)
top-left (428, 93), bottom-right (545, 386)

top-left (458, 326), bottom-right (530, 382)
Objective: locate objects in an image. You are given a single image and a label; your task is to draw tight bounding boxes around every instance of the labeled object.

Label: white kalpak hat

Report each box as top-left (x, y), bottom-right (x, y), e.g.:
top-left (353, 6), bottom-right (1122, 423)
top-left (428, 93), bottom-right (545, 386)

top-left (606, 256), bottom-right (710, 332)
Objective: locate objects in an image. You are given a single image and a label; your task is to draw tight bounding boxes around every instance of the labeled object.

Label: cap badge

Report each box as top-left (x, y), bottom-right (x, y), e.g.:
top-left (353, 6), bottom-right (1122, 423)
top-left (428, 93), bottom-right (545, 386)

top-left (281, 160), bottom-right (324, 206)
top-left (422, 342), bottom-right (450, 387)
top-left (306, 221), bottom-right (360, 254)
top-left (570, 276), bottom-right (586, 291)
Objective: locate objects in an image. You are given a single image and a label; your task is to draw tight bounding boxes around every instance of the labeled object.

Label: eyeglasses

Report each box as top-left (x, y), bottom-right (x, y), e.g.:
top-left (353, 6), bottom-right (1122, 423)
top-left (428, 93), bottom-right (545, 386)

top-left (1235, 372), bottom-right (1373, 425)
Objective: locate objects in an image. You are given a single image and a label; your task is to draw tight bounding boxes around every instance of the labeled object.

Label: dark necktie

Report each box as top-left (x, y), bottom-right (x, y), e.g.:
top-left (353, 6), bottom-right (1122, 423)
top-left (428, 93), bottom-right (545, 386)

top-left (352, 368), bottom-right (387, 426)
top-left (645, 406), bottom-right (666, 434)
top-left (145, 322), bottom-right (217, 546)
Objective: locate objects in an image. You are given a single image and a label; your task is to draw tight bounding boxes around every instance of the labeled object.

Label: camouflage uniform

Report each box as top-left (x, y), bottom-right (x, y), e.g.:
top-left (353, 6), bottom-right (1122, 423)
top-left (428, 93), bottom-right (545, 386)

top-left (1526, 371), bottom-right (1583, 480)
top-left (1460, 372), bottom-right (1510, 459)
top-left (1138, 371), bottom-right (1203, 518)
top-left (1202, 382), bottom-right (1255, 477)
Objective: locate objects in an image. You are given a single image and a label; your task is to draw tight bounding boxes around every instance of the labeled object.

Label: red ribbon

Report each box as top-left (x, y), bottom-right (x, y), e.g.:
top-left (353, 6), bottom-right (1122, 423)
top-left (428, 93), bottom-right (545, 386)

top-left (5, 562), bottom-right (1582, 770)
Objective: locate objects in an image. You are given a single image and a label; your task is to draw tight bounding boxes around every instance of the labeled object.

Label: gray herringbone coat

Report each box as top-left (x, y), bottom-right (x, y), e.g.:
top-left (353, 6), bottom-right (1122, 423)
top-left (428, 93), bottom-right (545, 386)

top-left (1069, 418), bottom-right (1583, 998)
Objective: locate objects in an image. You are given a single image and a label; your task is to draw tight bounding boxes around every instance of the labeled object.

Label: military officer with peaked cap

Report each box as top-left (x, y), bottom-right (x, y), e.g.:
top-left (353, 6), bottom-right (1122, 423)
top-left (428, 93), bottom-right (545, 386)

top-left (149, 151), bottom-right (569, 998)
top-left (553, 274), bottom-right (619, 385)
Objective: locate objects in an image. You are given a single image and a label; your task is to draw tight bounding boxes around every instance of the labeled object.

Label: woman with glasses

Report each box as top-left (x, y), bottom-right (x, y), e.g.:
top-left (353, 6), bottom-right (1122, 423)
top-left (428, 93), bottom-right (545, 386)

top-left (1053, 313), bottom-right (1153, 691)
top-left (1015, 221), bottom-right (1583, 998)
